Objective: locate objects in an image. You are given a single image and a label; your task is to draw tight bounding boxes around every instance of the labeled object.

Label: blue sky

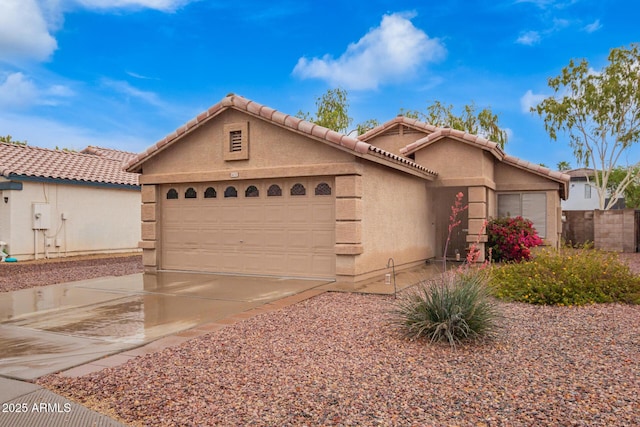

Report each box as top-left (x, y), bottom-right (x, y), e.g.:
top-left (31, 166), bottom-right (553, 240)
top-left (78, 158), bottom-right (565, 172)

top-left (0, 0), bottom-right (638, 169)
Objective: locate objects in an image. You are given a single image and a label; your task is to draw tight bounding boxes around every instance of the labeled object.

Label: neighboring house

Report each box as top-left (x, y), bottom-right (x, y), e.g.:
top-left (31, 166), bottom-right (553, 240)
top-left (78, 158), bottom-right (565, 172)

top-left (125, 94), bottom-right (569, 283)
top-left (0, 143), bottom-right (141, 260)
top-left (562, 168), bottom-right (625, 211)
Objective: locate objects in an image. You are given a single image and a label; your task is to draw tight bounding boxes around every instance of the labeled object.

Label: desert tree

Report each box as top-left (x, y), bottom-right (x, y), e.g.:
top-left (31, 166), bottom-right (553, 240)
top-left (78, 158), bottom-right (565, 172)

top-left (400, 101), bottom-right (508, 149)
top-left (534, 44), bottom-right (640, 210)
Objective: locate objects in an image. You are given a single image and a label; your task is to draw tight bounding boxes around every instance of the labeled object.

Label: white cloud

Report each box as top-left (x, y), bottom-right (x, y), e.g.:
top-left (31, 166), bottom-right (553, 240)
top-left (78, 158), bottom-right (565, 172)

top-left (0, 112), bottom-right (150, 152)
top-left (101, 78), bottom-right (165, 107)
top-left (74, 0), bottom-right (194, 11)
top-left (0, 73), bottom-right (39, 108)
top-left (292, 12), bottom-right (446, 90)
top-left (516, 31), bottom-right (541, 46)
top-left (584, 19), bottom-right (602, 33)
top-left (514, 0), bottom-right (579, 9)
top-left (520, 90), bottom-right (547, 112)
top-left (0, 0), bottom-right (58, 64)
top-left (0, 72), bottom-right (74, 109)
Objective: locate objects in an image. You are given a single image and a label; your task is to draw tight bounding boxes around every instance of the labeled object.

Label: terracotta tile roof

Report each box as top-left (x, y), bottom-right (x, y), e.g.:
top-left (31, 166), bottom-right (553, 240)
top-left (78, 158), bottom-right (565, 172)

top-left (400, 127), bottom-right (505, 158)
top-left (358, 116), bottom-right (438, 141)
top-left (564, 168), bottom-right (595, 178)
top-left (0, 142), bottom-right (139, 187)
top-left (124, 94), bottom-right (437, 179)
top-left (80, 146), bottom-right (138, 163)
top-left (398, 126), bottom-right (570, 198)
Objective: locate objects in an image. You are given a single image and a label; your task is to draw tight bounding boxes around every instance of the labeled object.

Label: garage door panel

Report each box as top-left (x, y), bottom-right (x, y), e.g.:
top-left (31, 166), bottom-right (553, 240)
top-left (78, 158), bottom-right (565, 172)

top-left (264, 205), bottom-right (287, 222)
top-left (181, 229), bottom-right (202, 247)
top-left (286, 204), bottom-right (311, 223)
top-left (199, 230), bottom-right (222, 248)
top-left (243, 205), bottom-right (265, 223)
top-left (219, 206), bottom-right (242, 222)
top-left (161, 179), bottom-right (335, 278)
top-left (312, 203), bottom-right (334, 222)
top-left (181, 206), bottom-right (202, 223)
top-left (312, 229), bottom-right (335, 249)
top-left (218, 229), bottom-right (242, 247)
top-left (242, 229), bottom-right (267, 249)
top-left (287, 230), bottom-right (311, 248)
top-left (286, 254), bottom-right (312, 275)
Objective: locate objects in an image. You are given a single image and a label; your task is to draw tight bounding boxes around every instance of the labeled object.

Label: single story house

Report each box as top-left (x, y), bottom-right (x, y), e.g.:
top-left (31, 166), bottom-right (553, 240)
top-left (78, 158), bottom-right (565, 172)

top-left (0, 143), bottom-right (141, 260)
top-left (125, 94), bottom-right (569, 283)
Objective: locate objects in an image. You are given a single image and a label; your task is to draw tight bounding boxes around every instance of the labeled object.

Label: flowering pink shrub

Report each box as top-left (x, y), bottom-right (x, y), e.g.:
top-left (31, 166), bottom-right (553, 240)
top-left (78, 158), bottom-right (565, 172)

top-left (486, 216), bottom-right (543, 262)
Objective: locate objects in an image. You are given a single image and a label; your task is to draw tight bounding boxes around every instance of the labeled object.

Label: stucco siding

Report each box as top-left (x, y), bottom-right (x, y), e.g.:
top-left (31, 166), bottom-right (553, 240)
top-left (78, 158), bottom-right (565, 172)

top-left (365, 129), bottom-right (430, 155)
top-left (414, 139), bottom-right (496, 187)
top-left (357, 162), bottom-right (434, 278)
top-left (495, 162), bottom-right (560, 192)
top-left (141, 109), bottom-right (355, 182)
top-left (3, 182), bottom-right (140, 260)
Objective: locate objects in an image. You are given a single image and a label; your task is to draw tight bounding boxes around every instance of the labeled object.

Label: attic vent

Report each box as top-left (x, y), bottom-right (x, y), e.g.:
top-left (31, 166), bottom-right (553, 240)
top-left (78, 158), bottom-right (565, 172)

top-left (223, 122), bottom-right (249, 161)
top-left (230, 130), bottom-right (242, 152)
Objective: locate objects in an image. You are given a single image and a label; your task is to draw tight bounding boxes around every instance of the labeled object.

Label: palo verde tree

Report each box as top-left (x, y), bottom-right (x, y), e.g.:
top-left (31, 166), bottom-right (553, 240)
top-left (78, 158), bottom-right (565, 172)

top-left (400, 101), bottom-right (509, 149)
top-left (534, 44), bottom-right (640, 210)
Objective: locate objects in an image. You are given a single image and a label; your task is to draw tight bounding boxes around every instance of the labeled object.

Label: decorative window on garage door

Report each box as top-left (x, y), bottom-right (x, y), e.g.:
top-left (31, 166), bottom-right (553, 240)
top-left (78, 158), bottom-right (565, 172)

top-left (166, 188), bottom-right (178, 199)
top-left (224, 186), bottom-right (238, 198)
top-left (245, 185), bottom-right (259, 197)
top-left (267, 184), bottom-right (282, 196)
top-left (185, 187), bottom-right (197, 198)
top-left (315, 182), bottom-right (332, 196)
top-left (204, 187), bottom-right (217, 198)
top-left (290, 183), bottom-right (306, 196)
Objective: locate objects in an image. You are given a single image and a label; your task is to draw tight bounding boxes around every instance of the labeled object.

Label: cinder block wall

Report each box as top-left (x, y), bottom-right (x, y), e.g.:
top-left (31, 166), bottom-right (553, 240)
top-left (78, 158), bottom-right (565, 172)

top-left (593, 209), bottom-right (636, 252)
top-left (562, 211), bottom-right (594, 246)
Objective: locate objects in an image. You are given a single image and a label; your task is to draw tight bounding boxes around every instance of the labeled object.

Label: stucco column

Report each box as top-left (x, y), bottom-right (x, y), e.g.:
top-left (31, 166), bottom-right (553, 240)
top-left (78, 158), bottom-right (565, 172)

top-left (466, 186), bottom-right (488, 262)
top-left (139, 184), bottom-right (158, 272)
top-left (335, 174), bottom-right (363, 281)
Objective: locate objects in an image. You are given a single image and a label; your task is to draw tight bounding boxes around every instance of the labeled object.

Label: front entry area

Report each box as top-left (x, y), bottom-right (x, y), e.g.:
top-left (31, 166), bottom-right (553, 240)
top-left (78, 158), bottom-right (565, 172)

top-left (160, 177), bottom-right (336, 279)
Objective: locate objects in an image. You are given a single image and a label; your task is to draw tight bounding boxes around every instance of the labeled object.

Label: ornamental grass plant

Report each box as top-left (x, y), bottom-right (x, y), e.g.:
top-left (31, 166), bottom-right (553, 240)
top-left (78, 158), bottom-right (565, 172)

top-left (391, 269), bottom-right (500, 347)
top-left (489, 246), bottom-right (640, 306)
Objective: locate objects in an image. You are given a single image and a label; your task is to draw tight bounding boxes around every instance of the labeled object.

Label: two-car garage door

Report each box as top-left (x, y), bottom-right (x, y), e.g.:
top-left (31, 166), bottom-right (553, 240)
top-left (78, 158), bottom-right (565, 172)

top-left (160, 177), bottom-right (335, 279)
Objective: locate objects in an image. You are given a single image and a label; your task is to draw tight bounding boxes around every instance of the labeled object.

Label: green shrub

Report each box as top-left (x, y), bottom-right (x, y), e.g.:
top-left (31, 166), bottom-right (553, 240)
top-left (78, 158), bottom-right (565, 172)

top-left (489, 247), bottom-right (640, 305)
top-left (391, 270), bottom-right (500, 347)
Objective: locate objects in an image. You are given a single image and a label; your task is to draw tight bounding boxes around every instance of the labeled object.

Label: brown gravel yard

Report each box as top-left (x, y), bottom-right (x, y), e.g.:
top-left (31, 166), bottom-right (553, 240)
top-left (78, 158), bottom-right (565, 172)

top-left (5, 253), bottom-right (639, 426)
top-left (0, 253), bottom-right (143, 292)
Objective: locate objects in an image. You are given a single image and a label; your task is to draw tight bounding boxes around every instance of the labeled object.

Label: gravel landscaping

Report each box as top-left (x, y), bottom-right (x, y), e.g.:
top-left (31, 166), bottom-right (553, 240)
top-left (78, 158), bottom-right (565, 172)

top-left (3, 253), bottom-right (638, 426)
top-left (0, 254), bottom-right (143, 293)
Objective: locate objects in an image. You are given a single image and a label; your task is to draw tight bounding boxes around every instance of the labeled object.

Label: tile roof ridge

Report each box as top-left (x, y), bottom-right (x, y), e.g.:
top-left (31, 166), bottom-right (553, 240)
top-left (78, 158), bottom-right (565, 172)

top-left (358, 115), bottom-right (439, 141)
top-left (399, 127), bottom-right (504, 158)
top-left (83, 145), bottom-right (138, 155)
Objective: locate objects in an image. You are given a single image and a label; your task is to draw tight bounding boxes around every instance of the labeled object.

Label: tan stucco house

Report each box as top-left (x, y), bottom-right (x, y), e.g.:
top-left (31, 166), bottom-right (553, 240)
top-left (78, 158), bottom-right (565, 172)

top-left (126, 94), bottom-right (569, 283)
top-left (0, 143), bottom-right (141, 260)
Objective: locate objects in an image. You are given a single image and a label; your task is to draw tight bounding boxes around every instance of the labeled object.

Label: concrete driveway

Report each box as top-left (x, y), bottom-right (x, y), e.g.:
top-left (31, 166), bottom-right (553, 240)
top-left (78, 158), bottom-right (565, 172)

top-left (0, 272), bottom-right (331, 380)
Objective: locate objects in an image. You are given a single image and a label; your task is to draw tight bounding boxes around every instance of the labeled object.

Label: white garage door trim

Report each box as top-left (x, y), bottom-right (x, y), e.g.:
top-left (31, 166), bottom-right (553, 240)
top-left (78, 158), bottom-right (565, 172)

top-left (160, 177), bottom-right (335, 279)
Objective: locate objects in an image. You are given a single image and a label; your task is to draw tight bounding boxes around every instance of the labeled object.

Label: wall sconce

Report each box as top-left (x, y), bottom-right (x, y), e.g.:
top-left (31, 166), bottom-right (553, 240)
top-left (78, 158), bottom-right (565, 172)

top-left (3, 197), bottom-right (7, 203)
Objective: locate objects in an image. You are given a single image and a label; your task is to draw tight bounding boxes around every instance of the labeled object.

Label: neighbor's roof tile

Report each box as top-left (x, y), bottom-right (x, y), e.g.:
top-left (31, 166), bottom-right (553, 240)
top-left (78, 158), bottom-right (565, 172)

top-left (1, 143), bottom-right (139, 186)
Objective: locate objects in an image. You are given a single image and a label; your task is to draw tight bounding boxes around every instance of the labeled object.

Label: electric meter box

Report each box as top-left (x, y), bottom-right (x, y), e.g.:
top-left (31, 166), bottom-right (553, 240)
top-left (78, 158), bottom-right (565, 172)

top-left (32, 203), bottom-right (51, 230)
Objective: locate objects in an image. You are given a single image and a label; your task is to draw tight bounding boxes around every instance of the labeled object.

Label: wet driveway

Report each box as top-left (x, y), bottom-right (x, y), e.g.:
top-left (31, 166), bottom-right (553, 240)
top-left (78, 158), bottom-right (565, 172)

top-left (0, 272), bottom-right (331, 380)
